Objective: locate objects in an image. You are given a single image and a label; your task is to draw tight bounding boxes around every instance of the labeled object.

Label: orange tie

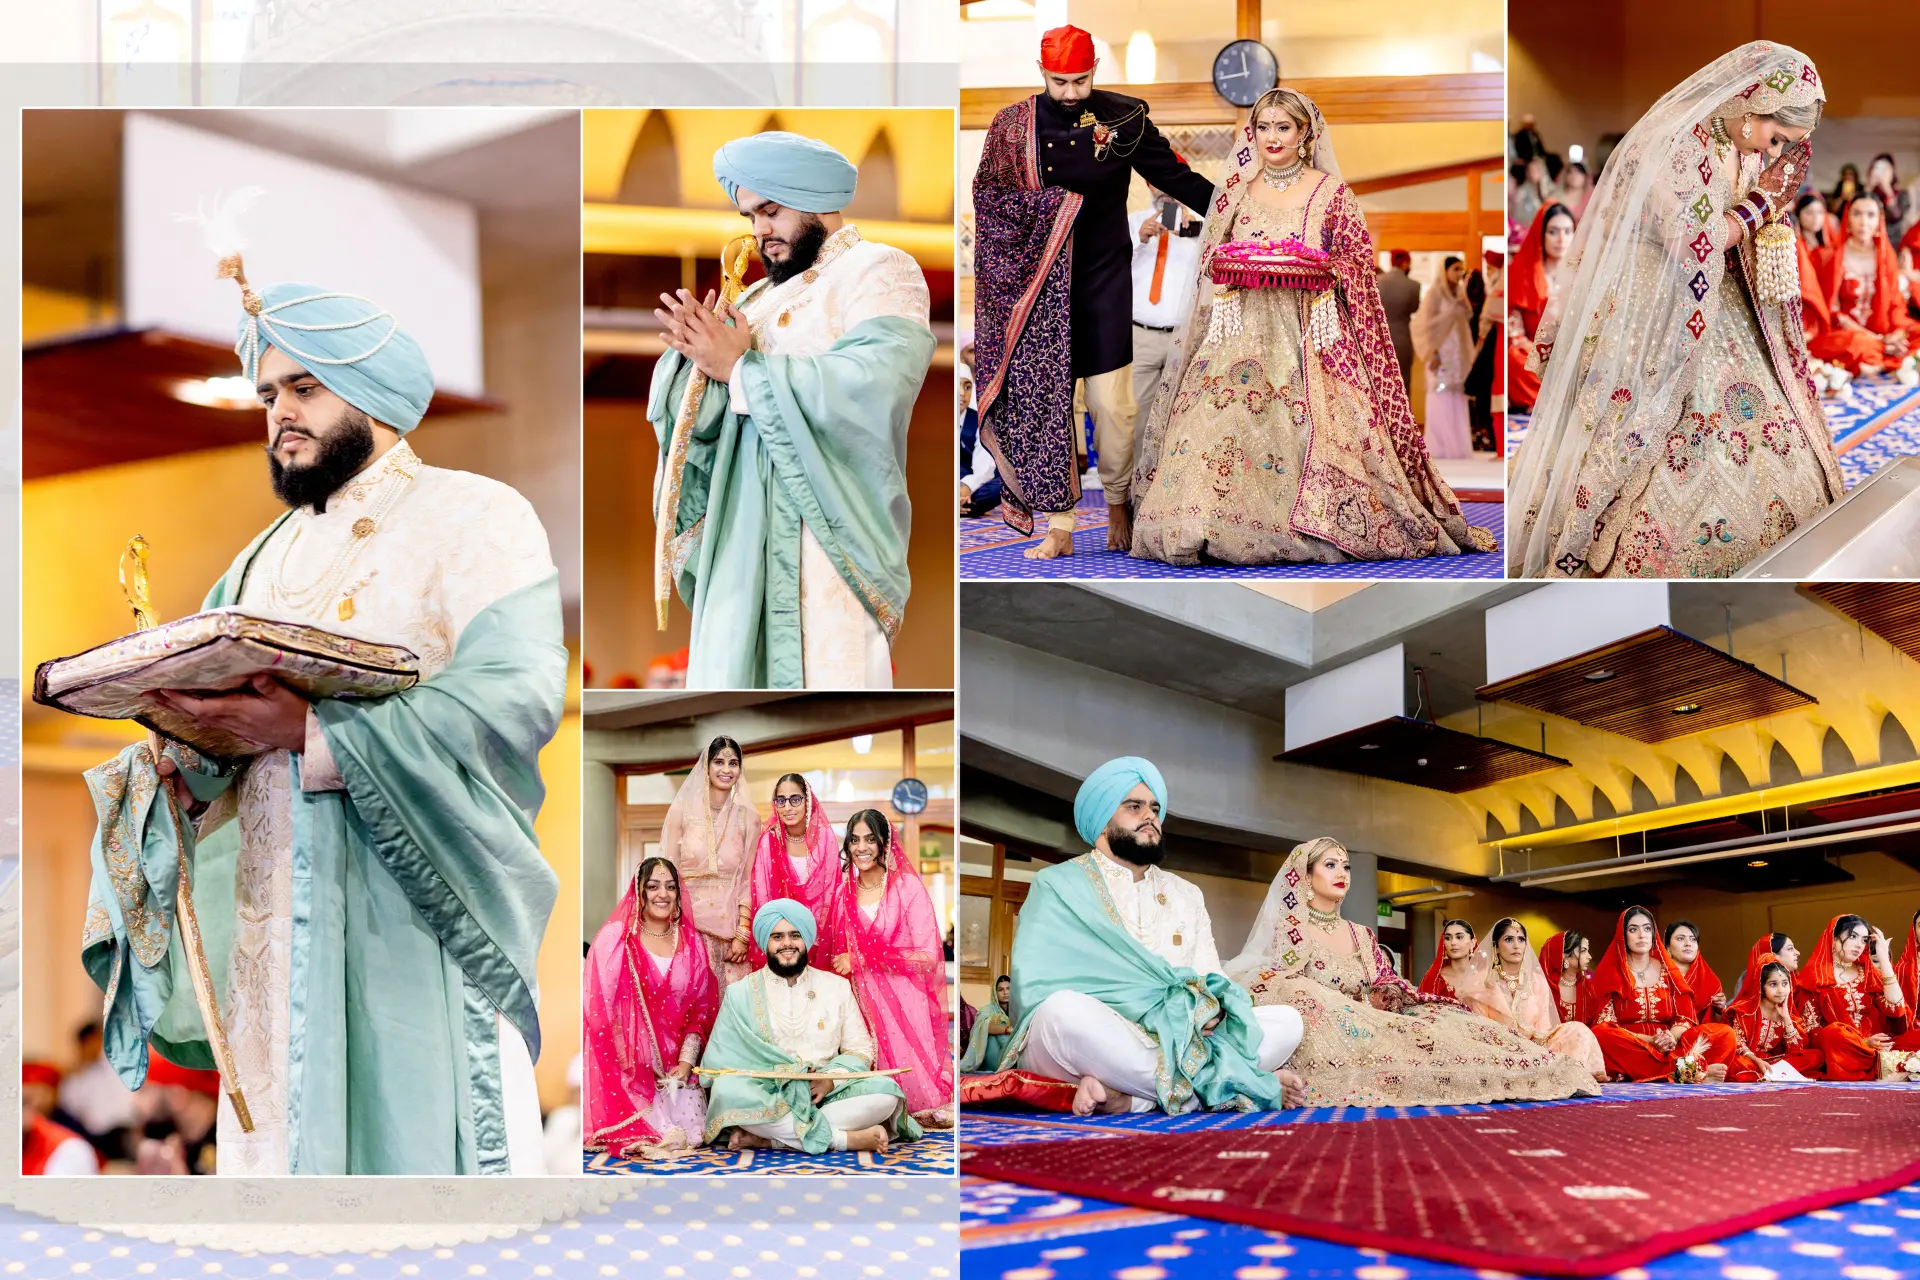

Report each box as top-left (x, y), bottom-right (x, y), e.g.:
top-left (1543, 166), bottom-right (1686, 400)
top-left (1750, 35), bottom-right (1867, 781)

top-left (1148, 228), bottom-right (1170, 305)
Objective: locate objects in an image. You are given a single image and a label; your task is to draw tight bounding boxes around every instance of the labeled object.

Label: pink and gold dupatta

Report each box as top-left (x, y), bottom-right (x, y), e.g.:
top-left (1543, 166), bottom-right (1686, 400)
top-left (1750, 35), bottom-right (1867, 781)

top-left (583, 876), bottom-right (720, 1156)
top-left (823, 835), bottom-right (954, 1117)
top-left (746, 785), bottom-right (841, 969)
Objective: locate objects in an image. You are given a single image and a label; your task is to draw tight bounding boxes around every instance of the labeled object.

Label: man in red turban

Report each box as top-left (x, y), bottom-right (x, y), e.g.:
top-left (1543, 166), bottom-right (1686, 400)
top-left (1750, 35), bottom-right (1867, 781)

top-left (23, 1062), bottom-right (99, 1176)
top-left (972, 24), bottom-right (1215, 559)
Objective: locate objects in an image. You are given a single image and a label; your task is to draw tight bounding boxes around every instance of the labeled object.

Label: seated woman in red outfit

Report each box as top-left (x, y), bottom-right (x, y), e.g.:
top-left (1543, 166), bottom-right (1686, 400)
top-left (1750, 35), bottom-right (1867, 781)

top-left (1664, 920), bottom-right (1728, 1023)
top-left (1896, 909), bottom-right (1920, 1052)
top-left (1808, 194), bottom-right (1920, 374)
top-left (1729, 959), bottom-right (1824, 1082)
top-left (1539, 929), bottom-right (1594, 1024)
top-left (1588, 906), bottom-right (1739, 1082)
top-left (1797, 913), bottom-right (1910, 1079)
top-left (1507, 202), bottom-right (1575, 412)
top-left (1417, 918), bottom-right (1478, 998)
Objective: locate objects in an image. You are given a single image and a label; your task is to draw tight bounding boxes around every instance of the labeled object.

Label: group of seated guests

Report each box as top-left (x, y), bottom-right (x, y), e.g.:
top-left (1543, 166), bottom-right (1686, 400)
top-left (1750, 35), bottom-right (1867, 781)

top-left (23, 1023), bottom-right (219, 1175)
top-left (957, 756), bottom-right (1919, 1121)
top-left (1421, 910), bottom-right (1919, 1083)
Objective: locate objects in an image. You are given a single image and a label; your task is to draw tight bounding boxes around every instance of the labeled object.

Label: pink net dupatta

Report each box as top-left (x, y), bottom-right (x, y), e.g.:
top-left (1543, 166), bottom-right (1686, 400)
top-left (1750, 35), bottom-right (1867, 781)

top-left (825, 839), bottom-right (955, 1118)
top-left (746, 790), bottom-right (842, 969)
top-left (582, 879), bottom-right (720, 1157)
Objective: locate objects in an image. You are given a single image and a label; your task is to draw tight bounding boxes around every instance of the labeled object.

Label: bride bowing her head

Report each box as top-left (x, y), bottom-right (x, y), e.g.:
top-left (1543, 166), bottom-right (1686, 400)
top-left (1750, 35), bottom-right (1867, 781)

top-left (1129, 87), bottom-right (1492, 568)
top-left (1224, 838), bottom-right (1598, 1109)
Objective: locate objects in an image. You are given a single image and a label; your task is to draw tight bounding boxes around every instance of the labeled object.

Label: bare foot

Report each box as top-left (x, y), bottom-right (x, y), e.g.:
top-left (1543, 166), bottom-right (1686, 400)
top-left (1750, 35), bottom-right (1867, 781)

top-left (1593, 1071), bottom-right (1609, 1085)
top-left (842, 1124), bottom-right (891, 1154)
top-left (1071, 1074), bottom-right (1107, 1116)
top-left (1106, 502), bottom-right (1134, 551)
top-left (727, 1129), bottom-right (771, 1150)
top-left (1704, 1063), bottom-right (1728, 1083)
top-left (1024, 529), bottom-right (1074, 560)
top-left (1275, 1068), bottom-right (1306, 1109)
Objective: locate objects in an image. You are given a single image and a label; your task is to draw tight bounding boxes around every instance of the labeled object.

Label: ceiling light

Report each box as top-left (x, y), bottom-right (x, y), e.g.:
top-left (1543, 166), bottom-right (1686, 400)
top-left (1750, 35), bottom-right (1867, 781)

top-left (1357, 743), bottom-right (1380, 750)
top-left (961, 0), bottom-right (1034, 17)
top-left (850, 734), bottom-right (873, 755)
top-left (1671, 702), bottom-right (1702, 714)
top-left (1124, 30), bottom-right (1157, 84)
top-left (171, 376), bottom-right (258, 410)
top-left (1415, 758), bottom-right (1429, 767)
top-left (1584, 669), bottom-right (1615, 682)
top-left (1746, 859), bottom-right (1769, 868)
top-left (1453, 764), bottom-right (1471, 771)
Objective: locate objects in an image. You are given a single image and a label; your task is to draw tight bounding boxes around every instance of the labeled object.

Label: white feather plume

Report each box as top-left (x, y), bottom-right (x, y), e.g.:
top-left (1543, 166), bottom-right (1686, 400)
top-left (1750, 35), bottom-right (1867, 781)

top-left (177, 186), bottom-right (266, 260)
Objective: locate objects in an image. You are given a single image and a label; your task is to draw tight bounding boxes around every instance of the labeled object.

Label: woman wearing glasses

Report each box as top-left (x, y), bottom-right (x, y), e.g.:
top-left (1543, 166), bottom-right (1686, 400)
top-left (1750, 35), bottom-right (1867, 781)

top-left (745, 773), bottom-right (842, 970)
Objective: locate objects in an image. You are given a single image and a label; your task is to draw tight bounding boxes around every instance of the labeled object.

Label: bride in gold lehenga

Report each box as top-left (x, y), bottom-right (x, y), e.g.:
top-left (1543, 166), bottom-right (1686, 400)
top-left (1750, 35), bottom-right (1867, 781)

top-left (1224, 839), bottom-right (1599, 1108)
top-left (1129, 88), bottom-right (1492, 567)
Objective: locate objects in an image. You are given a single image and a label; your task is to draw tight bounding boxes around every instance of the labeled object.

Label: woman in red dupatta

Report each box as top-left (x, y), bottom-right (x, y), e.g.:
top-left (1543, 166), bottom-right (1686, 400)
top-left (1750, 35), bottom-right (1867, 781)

top-left (583, 857), bottom-right (721, 1157)
top-left (1506, 201), bottom-right (1574, 412)
top-left (1417, 919), bottom-right (1477, 998)
top-left (1588, 906), bottom-right (1738, 1082)
top-left (1809, 195), bottom-right (1920, 373)
top-left (824, 808), bottom-right (955, 1128)
top-left (1663, 920), bottom-right (1728, 1023)
top-left (1728, 957), bottom-right (1823, 1082)
top-left (1899, 222), bottom-right (1920, 312)
top-left (1795, 913), bottom-right (1910, 1079)
top-left (1895, 909), bottom-right (1920, 1052)
top-left (1539, 929), bottom-right (1594, 1024)
top-left (746, 773), bottom-right (842, 970)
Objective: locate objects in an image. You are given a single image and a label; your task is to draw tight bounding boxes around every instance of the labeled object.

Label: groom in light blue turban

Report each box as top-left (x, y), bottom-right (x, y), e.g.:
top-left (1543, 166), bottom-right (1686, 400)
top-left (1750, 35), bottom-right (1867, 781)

top-left (79, 234), bottom-right (566, 1175)
top-left (999, 756), bottom-right (1305, 1116)
top-left (701, 897), bottom-right (922, 1154)
top-left (651, 129), bottom-right (936, 690)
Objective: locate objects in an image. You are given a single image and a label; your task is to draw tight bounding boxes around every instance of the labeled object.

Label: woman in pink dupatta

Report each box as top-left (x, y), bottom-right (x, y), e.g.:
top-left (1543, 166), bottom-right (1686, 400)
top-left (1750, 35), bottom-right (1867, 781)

top-left (746, 773), bottom-right (841, 970)
top-left (825, 809), bottom-right (955, 1128)
top-left (660, 736), bottom-right (757, 986)
top-left (583, 856), bottom-right (721, 1157)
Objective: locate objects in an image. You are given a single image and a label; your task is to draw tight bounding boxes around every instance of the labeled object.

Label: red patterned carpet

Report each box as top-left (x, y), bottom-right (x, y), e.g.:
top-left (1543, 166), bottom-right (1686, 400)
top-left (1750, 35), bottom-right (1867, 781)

top-left (961, 1085), bottom-right (1920, 1276)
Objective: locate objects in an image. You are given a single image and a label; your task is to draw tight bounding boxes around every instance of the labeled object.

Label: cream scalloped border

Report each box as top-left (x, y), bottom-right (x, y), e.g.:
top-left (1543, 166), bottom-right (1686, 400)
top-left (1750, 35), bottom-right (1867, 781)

top-left (0, 848), bottom-right (629, 1253)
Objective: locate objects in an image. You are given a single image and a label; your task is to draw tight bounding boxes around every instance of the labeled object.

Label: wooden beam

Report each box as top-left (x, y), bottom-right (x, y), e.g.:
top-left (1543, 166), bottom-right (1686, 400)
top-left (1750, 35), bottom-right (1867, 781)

top-left (1465, 167), bottom-right (1483, 271)
top-left (1346, 156), bottom-right (1505, 197)
top-left (1363, 210), bottom-right (1506, 253)
top-left (1237, 0), bottom-right (1260, 41)
top-left (962, 73), bottom-right (1502, 130)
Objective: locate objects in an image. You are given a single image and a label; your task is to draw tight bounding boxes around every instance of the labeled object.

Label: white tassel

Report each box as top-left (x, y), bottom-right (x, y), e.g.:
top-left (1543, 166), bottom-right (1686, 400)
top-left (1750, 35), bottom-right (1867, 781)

top-left (1206, 285), bottom-right (1241, 347)
top-left (1309, 289), bottom-right (1341, 351)
top-left (177, 186), bottom-right (266, 261)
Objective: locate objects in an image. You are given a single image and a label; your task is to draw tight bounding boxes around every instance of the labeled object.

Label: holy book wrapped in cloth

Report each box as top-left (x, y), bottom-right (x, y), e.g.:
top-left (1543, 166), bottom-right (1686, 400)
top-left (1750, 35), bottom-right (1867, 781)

top-left (35, 609), bottom-right (419, 760)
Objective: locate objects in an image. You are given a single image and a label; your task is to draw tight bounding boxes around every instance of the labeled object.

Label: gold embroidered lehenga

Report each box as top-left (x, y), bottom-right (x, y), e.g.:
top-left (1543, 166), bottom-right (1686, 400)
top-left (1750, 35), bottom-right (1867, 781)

top-left (1226, 847), bottom-right (1599, 1108)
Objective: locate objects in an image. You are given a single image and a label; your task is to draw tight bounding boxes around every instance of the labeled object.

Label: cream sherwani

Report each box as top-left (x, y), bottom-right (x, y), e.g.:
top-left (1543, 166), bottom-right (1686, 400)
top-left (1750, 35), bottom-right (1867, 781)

top-left (1022, 850), bottom-right (1303, 1112)
top-left (720, 226), bottom-right (930, 689)
top-left (217, 440), bottom-right (548, 1175)
top-left (728, 966), bottom-right (899, 1150)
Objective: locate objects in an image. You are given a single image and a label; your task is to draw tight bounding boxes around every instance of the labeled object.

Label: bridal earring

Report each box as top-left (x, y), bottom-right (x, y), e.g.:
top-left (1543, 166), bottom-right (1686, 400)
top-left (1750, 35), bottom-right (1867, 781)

top-left (1742, 115), bottom-right (1753, 141)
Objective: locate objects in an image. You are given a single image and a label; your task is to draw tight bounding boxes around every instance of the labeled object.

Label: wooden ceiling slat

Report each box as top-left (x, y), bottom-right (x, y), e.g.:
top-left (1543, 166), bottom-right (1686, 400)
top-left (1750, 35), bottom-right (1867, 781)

top-left (1277, 716), bottom-right (1568, 794)
top-left (960, 73), bottom-right (1503, 130)
top-left (1474, 627), bottom-right (1816, 744)
top-left (1803, 583), bottom-right (1920, 663)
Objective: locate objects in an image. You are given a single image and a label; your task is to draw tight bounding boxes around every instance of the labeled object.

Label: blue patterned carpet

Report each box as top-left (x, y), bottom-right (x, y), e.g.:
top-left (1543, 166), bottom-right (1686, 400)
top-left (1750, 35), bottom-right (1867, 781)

top-left (960, 1081), bottom-right (1920, 1279)
top-left (958, 493), bottom-right (1505, 579)
top-left (585, 1131), bottom-right (956, 1177)
top-left (1507, 374), bottom-right (1920, 493)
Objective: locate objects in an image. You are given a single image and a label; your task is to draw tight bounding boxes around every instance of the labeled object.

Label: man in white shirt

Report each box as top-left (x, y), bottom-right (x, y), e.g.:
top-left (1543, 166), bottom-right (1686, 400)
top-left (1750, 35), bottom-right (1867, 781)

top-left (1128, 184), bottom-right (1206, 433)
top-left (1008, 758), bottom-right (1304, 1116)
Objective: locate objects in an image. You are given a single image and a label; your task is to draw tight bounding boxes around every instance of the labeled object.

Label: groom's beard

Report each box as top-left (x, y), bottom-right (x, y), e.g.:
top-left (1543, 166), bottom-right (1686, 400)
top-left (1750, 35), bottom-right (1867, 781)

top-left (768, 947), bottom-right (811, 979)
top-left (762, 216), bottom-right (829, 285)
top-left (1106, 822), bottom-right (1165, 866)
top-left (1045, 92), bottom-right (1086, 123)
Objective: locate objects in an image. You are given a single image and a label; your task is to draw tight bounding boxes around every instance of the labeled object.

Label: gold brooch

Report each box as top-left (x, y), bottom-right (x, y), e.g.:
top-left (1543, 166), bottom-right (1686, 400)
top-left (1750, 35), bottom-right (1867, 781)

top-left (352, 518), bottom-right (376, 538)
top-left (817, 1020), bottom-right (826, 1030)
top-left (1172, 932), bottom-right (1183, 946)
top-left (778, 311), bottom-right (791, 327)
top-left (807, 990), bottom-right (816, 999)
top-left (1077, 110), bottom-right (1096, 127)
top-left (1156, 893), bottom-right (1167, 906)
top-left (337, 598), bottom-right (355, 622)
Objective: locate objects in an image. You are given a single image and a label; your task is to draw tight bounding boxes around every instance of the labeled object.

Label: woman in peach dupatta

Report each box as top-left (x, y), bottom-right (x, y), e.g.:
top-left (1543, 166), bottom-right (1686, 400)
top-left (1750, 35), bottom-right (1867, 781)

top-left (659, 736), bottom-right (757, 986)
top-left (583, 857), bottom-right (721, 1157)
top-left (824, 809), bottom-right (955, 1128)
top-left (1796, 913), bottom-right (1910, 1079)
top-left (745, 773), bottom-right (842, 970)
top-left (1810, 194), bottom-right (1920, 373)
top-left (1457, 918), bottom-right (1606, 1081)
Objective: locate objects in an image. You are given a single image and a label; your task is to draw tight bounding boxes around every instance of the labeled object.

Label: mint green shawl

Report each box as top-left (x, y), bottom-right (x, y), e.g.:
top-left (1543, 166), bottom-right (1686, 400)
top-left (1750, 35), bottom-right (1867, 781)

top-left (701, 971), bottom-right (921, 1153)
top-left (81, 519), bottom-right (564, 1174)
top-left (958, 1001), bottom-right (1012, 1074)
top-left (1004, 855), bottom-right (1283, 1113)
top-left (650, 315), bottom-right (931, 688)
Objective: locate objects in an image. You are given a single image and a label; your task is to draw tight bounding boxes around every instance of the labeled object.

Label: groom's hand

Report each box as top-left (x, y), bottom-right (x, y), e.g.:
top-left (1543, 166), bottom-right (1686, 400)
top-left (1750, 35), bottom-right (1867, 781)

top-left (150, 674), bottom-right (309, 753)
top-left (656, 289), bottom-right (753, 382)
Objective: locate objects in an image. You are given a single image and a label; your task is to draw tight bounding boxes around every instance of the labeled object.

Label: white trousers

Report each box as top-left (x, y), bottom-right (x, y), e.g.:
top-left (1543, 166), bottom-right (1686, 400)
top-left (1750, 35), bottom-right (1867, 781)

top-left (742, 1092), bottom-right (898, 1151)
top-left (1020, 989), bottom-right (1303, 1113)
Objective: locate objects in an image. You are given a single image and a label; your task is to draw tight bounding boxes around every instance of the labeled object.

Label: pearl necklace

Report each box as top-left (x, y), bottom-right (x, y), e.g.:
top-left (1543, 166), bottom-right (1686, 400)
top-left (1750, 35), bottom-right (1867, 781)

top-left (266, 442), bottom-right (417, 621)
top-left (1260, 157), bottom-right (1306, 193)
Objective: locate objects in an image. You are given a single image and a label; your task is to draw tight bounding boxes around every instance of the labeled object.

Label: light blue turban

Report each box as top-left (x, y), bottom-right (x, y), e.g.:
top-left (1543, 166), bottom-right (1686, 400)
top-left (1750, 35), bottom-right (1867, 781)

top-left (712, 132), bottom-right (859, 214)
top-left (753, 898), bottom-right (818, 952)
top-left (1073, 757), bottom-right (1168, 848)
top-left (236, 282), bottom-right (435, 434)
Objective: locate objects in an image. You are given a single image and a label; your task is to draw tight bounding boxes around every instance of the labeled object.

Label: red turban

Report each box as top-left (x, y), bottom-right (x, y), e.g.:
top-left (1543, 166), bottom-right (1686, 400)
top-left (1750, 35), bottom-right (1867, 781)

top-left (22, 1062), bottom-right (60, 1089)
top-left (145, 1055), bottom-right (221, 1098)
top-left (1040, 25), bottom-right (1096, 74)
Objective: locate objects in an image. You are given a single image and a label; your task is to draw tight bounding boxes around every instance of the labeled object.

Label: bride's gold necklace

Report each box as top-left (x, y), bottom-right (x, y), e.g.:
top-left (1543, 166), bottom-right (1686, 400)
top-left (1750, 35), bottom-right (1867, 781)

top-left (1305, 899), bottom-right (1342, 929)
top-left (1261, 156), bottom-right (1306, 193)
top-left (1495, 960), bottom-right (1525, 998)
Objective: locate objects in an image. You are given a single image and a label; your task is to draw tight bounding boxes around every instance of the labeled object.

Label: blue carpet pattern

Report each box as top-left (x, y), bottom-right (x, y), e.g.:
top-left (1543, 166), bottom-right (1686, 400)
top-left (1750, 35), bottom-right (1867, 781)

top-left (0, 1181), bottom-right (959, 1277)
top-left (960, 1082), bottom-right (1920, 1279)
top-left (958, 493), bottom-right (1505, 579)
top-left (585, 1131), bottom-right (956, 1177)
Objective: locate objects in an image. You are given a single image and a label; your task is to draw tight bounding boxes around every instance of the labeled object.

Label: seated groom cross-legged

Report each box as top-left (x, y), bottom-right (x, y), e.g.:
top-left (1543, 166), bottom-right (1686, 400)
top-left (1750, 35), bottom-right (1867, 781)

top-left (1001, 757), bottom-right (1305, 1115)
top-left (701, 900), bottom-right (922, 1155)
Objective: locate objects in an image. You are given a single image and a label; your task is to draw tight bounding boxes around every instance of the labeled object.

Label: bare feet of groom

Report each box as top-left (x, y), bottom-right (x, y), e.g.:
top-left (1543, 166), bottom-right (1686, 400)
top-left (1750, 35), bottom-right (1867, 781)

top-left (1276, 1068), bottom-right (1306, 1109)
top-left (1024, 528), bottom-right (1075, 559)
top-left (843, 1124), bottom-right (891, 1153)
top-left (1106, 501), bottom-right (1133, 552)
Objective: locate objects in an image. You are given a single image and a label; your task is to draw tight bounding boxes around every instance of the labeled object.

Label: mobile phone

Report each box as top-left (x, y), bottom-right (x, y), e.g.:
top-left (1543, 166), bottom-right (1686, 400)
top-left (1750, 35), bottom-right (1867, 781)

top-left (1158, 197), bottom-right (1179, 229)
